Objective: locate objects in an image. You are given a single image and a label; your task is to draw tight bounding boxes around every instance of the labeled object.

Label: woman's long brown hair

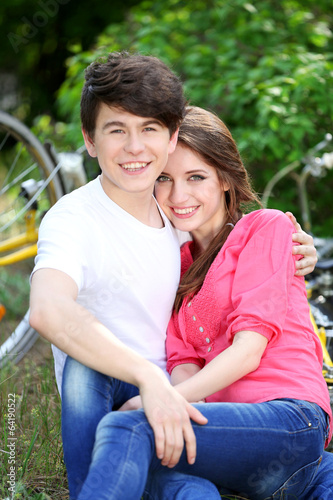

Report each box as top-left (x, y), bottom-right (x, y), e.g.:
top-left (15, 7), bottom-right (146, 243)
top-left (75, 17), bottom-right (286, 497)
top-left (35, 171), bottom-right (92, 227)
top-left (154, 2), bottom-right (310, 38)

top-left (173, 106), bottom-right (261, 312)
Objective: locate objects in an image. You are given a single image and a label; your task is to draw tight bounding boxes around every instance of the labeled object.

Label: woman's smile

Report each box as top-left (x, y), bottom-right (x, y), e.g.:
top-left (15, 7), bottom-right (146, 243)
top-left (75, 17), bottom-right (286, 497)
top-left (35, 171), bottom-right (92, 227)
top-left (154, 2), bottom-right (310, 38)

top-left (155, 144), bottom-right (228, 248)
top-left (171, 206), bottom-right (200, 217)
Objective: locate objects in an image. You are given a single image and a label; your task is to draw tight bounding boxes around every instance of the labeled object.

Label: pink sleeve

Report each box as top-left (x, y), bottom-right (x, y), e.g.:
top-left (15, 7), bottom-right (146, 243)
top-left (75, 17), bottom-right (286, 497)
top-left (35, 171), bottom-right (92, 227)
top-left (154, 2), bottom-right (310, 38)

top-left (166, 312), bottom-right (204, 374)
top-left (224, 211), bottom-right (300, 343)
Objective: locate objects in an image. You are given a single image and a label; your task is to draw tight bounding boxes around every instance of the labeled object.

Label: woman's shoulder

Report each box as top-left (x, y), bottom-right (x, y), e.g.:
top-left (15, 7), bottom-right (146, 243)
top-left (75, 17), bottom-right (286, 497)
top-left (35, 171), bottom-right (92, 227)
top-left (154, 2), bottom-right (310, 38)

top-left (238, 209), bottom-right (294, 232)
top-left (219, 209), bottom-right (295, 255)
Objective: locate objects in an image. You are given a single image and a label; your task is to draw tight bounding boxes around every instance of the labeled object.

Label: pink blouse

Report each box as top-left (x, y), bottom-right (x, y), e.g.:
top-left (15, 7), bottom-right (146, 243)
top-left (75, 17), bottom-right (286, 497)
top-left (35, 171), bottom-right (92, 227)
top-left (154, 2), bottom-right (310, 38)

top-left (166, 209), bottom-right (332, 445)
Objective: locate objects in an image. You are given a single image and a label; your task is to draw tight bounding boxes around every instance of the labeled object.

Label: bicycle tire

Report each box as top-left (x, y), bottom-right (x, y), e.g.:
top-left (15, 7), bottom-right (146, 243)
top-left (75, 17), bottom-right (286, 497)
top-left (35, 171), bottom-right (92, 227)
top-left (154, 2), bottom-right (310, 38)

top-left (0, 111), bottom-right (64, 368)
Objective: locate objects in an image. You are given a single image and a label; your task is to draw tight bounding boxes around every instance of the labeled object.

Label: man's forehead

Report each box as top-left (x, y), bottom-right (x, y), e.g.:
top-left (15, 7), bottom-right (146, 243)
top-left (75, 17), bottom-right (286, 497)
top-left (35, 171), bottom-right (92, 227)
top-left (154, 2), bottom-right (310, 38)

top-left (96, 104), bottom-right (165, 128)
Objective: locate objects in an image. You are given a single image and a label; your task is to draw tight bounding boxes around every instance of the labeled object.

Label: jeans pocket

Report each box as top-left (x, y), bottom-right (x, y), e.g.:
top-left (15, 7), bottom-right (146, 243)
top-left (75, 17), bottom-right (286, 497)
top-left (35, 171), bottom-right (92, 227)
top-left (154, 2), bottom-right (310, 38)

top-left (270, 455), bottom-right (322, 499)
top-left (282, 399), bottom-right (326, 433)
top-left (287, 399), bottom-right (330, 443)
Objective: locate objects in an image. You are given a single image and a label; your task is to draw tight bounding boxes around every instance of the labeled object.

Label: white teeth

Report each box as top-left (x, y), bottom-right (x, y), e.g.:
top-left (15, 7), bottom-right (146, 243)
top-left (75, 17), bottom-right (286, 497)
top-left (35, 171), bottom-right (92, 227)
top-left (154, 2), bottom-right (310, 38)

top-left (173, 207), bottom-right (198, 215)
top-left (121, 162), bottom-right (148, 171)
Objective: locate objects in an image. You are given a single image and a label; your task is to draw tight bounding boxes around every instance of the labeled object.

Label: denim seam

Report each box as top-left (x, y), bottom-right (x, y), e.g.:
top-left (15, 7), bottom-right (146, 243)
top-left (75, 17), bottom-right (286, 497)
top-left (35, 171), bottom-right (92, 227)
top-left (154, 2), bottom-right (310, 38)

top-left (104, 376), bottom-right (113, 413)
top-left (291, 403), bottom-right (320, 427)
top-left (271, 400), bottom-right (321, 433)
top-left (192, 423), bottom-right (320, 436)
top-left (112, 420), bottom-right (153, 499)
top-left (270, 455), bottom-right (322, 499)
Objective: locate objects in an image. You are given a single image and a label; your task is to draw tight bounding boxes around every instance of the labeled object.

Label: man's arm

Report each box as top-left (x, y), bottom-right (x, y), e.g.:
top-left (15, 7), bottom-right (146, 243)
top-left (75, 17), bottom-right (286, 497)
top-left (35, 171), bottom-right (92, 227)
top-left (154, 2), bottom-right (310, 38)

top-left (29, 268), bottom-right (207, 467)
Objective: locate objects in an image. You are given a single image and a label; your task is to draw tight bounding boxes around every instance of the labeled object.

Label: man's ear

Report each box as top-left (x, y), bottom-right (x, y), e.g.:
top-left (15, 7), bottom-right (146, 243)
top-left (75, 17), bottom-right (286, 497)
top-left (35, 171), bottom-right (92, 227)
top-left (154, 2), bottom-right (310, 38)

top-left (82, 129), bottom-right (97, 158)
top-left (168, 128), bottom-right (179, 154)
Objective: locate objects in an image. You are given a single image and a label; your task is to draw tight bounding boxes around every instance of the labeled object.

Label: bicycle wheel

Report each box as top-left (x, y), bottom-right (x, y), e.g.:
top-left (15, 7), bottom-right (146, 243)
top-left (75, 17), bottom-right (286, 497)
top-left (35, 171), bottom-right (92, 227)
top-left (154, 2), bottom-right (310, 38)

top-left (0, 111), bottom-right (64, 368)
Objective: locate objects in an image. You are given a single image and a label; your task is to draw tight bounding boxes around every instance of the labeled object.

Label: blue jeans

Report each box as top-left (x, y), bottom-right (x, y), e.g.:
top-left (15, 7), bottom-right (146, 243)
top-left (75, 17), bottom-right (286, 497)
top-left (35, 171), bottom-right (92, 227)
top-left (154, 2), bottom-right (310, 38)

top-left (301, 450), bottom-right (333, 499)
top-left (61, 357), bottom-right (221, 500)
top-left (77, 399), bottom-right (330, 500)
top-left (62, 357), bottom-right (139, 498)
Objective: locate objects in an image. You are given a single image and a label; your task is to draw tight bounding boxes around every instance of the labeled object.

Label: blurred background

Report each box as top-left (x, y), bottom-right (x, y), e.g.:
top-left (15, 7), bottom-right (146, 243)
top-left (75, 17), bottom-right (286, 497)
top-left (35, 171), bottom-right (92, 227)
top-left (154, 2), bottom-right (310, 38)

top-left (0, 0), bottom-right (332, 232)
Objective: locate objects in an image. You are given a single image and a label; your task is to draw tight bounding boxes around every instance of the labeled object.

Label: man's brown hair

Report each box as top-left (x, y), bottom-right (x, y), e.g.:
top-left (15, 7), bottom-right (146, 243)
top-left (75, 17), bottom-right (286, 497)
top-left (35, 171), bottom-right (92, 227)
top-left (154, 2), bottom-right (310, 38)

top-left (81, 51), bottom-right (186, 138)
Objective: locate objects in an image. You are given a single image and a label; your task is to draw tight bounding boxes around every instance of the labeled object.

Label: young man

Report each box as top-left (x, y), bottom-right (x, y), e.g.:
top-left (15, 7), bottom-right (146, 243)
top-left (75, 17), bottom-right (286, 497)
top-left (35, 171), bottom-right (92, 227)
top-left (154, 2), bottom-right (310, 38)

top-left (29, 51), bottom-right (219, 500)
top-left (29, 52), bottom-right (320, 499)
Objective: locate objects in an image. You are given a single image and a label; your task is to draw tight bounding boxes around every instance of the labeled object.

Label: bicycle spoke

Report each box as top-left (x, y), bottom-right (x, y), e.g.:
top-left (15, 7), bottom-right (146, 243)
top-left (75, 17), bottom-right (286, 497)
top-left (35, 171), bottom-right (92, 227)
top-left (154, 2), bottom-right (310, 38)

top-left (0, 111), bottom-right (64, 367)
top-left (0, 160), bottom-right (62, 234)
top-left (0, 163), bottom-right (36, 196)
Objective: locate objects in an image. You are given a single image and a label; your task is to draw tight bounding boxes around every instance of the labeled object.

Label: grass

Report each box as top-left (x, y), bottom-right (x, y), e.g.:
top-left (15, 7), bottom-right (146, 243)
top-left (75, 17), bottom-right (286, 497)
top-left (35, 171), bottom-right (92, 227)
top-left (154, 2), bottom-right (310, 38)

top-left (0, 337), bottom-right (68, 500)
top-left (1, 336), bottom-right (331, 500)
top-left (0, 266), bottom-right (31, 318)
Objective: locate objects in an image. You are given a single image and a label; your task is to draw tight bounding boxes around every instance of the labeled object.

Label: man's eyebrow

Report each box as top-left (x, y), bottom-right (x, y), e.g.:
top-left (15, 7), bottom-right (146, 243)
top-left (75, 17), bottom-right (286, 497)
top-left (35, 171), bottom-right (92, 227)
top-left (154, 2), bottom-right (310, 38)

top-left (102, 121), bottom-right (125, 131)
top-left (102, 119), bottom-right (163, 132)
top-left (141, 119), bottom-right (163, 127)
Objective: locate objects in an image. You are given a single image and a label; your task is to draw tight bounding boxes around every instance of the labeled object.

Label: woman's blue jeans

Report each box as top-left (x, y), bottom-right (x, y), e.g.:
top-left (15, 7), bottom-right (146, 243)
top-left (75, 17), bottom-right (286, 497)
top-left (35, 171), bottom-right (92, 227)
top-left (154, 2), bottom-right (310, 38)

top-left (76, 398), bottom-right (330, 500)
top-left (61, 357), bottom-right (221, 500)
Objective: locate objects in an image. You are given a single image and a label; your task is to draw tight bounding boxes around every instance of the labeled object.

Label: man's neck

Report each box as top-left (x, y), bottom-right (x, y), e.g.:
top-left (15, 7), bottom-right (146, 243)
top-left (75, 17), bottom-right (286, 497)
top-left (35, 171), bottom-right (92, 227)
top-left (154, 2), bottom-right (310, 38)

top-left (99, 177), bottom-right (164, 228)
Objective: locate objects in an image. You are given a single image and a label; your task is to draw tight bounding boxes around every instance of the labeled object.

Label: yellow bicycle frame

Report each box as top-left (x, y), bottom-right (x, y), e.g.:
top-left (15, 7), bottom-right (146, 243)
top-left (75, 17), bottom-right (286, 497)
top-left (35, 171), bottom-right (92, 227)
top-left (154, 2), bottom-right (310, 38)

top-left (309, 303), bottom-right (333, 383)
top-left (0, 209), bottom-right (38, 266)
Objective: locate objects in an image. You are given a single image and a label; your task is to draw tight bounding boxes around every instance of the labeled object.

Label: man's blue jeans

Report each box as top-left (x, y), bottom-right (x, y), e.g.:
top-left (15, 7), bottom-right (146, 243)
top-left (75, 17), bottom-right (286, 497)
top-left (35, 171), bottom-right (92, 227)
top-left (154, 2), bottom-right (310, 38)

top-left (77, 398), bottom-right (331, 500)
top-left (61, 357), bottom-right (221, 500)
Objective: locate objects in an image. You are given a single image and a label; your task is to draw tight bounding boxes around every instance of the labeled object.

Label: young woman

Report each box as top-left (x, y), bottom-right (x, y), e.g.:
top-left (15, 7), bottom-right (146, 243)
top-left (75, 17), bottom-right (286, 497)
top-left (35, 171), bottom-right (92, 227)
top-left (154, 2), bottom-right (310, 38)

top-left (77, 107), bottom-right (332, 500)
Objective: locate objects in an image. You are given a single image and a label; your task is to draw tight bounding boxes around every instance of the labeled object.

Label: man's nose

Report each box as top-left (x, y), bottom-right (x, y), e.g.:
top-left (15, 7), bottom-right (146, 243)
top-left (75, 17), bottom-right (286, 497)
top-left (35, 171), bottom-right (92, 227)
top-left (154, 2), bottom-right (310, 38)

top-left (123, 132), bottom-right (145, 155)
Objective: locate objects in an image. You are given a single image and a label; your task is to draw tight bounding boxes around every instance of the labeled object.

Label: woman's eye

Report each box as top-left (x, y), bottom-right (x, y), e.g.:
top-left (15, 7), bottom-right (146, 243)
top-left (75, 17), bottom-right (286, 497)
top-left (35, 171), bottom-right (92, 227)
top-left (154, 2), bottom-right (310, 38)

top-left (156, 175), bottom-right (171, 182)
top-left (190, 175), bottom-right (205, 181)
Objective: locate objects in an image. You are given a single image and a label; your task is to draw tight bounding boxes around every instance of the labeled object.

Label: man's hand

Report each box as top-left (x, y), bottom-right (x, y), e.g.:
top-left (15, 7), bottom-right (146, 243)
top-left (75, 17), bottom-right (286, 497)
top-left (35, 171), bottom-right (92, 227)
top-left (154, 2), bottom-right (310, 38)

top-left (139, 371), bottom-right (207, 468)
top-left (285, 211), bottom-right (317, 276)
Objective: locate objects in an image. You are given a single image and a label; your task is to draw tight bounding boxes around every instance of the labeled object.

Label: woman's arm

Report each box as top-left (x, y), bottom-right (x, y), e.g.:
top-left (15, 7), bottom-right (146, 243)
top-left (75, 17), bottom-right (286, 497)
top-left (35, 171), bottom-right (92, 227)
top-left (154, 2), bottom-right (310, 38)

top-left (285, 211), bottom-right (317, 275)
top-left (171, 363), bottom-right (202, 386)
top-left (174, 330), bottom-right (268, 403)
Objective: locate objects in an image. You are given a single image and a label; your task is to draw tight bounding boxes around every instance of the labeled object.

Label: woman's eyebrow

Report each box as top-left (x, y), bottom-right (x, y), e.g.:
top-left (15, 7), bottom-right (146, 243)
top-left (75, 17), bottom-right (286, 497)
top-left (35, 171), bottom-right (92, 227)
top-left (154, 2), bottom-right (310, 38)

top-left (184, 169), bottom-right (208, 175)
top-left (159, 169), bottom-right (208, 177)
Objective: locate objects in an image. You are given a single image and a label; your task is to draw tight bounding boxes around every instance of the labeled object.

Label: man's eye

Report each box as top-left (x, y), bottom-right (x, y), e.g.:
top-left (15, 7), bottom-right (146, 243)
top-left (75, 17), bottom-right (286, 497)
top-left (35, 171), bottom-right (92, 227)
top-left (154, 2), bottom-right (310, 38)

top-left (110, 129), bottom-right (124, 134)
top-left (156, 175), bottom-right (171, 182)
top-left (144, 127), bottom-right (155, 132)
top-left (190, 175), bottom-right (205, 181)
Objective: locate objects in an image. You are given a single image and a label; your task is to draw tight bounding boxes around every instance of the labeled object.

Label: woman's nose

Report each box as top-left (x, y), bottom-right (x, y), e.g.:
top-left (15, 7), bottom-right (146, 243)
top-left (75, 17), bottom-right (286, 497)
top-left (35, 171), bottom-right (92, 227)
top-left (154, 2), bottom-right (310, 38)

top-left (168, 181), bottom-right (189, 204)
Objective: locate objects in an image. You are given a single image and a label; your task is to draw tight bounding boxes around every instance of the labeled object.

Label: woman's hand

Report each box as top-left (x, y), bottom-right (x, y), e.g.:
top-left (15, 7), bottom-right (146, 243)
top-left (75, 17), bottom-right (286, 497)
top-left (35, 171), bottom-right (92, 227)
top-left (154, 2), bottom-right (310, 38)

top-left (285, 212), bottom-right (317, 276)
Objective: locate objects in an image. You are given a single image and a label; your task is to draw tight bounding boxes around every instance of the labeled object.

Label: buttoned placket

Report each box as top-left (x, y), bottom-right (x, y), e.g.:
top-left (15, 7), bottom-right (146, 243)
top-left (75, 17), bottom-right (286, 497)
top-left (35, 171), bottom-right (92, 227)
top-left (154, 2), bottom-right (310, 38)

top-left (188, 301), bottom-right (211, 352)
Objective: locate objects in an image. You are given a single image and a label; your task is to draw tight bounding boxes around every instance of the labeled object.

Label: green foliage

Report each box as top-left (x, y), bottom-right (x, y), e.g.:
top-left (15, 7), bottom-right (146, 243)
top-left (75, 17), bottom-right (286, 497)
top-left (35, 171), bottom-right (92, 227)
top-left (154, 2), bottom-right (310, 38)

top-left (0, 0), bottom-right (142, 122)
top-left (54, 0), bottom-right (333, 235)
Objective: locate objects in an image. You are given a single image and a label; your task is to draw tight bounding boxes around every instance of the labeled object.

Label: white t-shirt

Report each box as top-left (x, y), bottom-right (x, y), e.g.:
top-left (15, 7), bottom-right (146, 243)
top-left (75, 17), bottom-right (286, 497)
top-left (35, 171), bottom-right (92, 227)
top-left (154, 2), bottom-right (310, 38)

top-left (33, 177), bottom-right (182, 394)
